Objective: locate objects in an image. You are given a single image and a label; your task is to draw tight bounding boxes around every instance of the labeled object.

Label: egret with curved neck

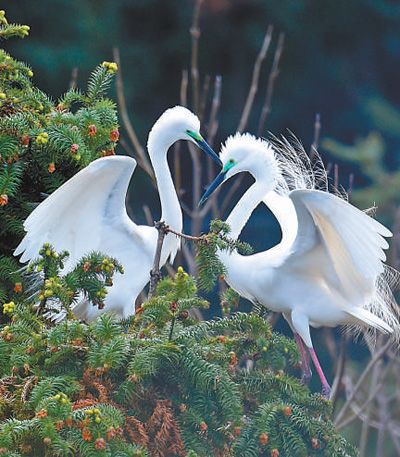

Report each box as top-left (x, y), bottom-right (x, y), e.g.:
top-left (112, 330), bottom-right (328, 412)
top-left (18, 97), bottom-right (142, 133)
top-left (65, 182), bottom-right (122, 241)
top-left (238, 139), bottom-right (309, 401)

top-left (200, 133), bottom-right (399, 397)
top-left (15, 106), bottom-right (221, 322)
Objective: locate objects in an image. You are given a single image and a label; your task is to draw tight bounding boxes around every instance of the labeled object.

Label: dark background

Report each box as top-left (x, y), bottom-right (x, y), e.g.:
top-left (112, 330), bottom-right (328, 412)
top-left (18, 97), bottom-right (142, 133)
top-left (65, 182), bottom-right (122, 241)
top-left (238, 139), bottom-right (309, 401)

top-left (7, 0), bottom-right (400, 236)
top-left (4, 0), bottom-right (400, 426)
top-left (6, 0), bottom-right (400, 167)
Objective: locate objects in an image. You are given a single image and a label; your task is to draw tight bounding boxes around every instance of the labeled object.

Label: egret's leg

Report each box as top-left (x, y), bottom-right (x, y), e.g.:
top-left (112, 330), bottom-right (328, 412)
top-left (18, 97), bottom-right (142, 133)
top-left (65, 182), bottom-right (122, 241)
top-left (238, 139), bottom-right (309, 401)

top-left (283, 313), bottom-right (312, 383)
top-left (290, 310), bottom-right (331, 398)
top-left (294, 333), bottom-right (312, 384)
top-left (308, 348), bottom-right (331, 398)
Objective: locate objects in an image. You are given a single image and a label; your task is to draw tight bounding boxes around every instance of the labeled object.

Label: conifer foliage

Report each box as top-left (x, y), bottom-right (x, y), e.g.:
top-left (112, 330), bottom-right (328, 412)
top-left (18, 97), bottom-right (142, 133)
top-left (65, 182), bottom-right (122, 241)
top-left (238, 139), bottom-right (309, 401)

top-left (0, 250), bottom-right (357, 457)
top-left (0, 10), bottom-right (119, 312)
top-left (0, 11), bottom-right (357, 457)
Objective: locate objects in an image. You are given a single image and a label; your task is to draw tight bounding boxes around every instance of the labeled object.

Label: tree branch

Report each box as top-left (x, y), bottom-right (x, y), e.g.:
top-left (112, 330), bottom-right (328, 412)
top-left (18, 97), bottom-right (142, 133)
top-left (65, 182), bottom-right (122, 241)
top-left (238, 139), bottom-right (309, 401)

top-left (113, 47), bottom-right (154, 180)
top-left (148, 221), bottom-right (169, 299)
top-left (238, 26), bottom-right (273, 133)
top-left (190, 0), bottom-right (203, 113)
top-left (258, 32), bottom-right (285, 135)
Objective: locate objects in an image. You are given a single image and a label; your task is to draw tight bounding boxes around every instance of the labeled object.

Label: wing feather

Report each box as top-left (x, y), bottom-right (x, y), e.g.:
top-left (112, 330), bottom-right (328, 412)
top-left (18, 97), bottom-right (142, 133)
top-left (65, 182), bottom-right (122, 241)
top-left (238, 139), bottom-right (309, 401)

top-left (15, 156), bottom-right (140, 269)
top-left (288, 189), bottom-right (391, 307)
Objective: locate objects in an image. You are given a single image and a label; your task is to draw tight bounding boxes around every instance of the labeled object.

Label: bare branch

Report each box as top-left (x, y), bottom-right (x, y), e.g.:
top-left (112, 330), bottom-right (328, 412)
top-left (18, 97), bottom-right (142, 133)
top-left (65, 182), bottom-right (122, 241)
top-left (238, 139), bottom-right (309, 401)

top-left (334, 163), bottom-right (339, 190)
top-left (221, 175), bottom-right (243, 215)
top-left (238, 26), bottom-right (273, 133)
top-left (207, 75), bottom-right (222, 147)
top-left (142, 205), bottom-right (154, 226)
top-left (174, 70), bottom-right (189, 196)
top-left (148, 221), bottom-right (168, 298)
top-left (113, 47), bottom-right (154, 180)
top-left (258, 32), bottom-right (285, 135)
top-left (199, 74), bottom-right (211, 122)
top-left (309, 113), bottom-right (321, 160)
top-left (348, 172), bottom-right (354, 201)
top-left (190, 0), bottom-right (203, 113)
top-left (334, 340), bottom-right (391, 425)
top-left (330, 334), bottom-right (348, 408)
top-left (69, 67), bottom-right (78, 89)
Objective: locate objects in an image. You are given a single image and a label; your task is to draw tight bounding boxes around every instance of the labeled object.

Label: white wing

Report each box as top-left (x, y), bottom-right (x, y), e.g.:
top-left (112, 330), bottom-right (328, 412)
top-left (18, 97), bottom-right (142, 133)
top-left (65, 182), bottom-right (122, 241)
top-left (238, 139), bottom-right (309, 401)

top-left (285, 189), bottom-right (391, 310)
top-left (15, 156), bottom-right (143, 269)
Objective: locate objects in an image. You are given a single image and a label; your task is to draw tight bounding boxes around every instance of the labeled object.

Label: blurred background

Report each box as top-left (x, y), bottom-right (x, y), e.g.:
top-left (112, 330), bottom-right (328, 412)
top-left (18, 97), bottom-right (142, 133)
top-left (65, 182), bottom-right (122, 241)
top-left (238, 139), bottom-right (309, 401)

top-left (5, 1), bottom-right (400, 454)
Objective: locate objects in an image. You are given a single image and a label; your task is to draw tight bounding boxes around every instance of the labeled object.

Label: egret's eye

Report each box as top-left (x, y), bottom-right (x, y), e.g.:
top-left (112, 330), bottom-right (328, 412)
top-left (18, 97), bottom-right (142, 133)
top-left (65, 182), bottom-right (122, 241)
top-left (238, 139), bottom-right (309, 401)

top-left (186, 129), bottom-right (203, 142)
top-left (223, 158), bottom-right (236, 173)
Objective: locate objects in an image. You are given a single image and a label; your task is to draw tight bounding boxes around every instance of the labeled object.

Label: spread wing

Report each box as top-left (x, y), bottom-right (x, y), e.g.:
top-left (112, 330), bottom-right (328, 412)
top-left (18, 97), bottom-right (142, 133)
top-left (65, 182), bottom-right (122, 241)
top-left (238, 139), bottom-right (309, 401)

top-left (286, 189), bottom-right (391, 308)
top-left (15, 156), bottom-right (142, 270)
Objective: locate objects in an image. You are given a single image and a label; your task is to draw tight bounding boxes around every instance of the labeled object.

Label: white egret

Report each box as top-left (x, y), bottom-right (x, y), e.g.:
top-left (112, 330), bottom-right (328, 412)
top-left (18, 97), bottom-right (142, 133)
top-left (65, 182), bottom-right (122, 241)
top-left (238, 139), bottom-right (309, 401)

top-left (200, 133), bottom-right (399, 397)
top-left (15, 106), bottom-right (221, 322)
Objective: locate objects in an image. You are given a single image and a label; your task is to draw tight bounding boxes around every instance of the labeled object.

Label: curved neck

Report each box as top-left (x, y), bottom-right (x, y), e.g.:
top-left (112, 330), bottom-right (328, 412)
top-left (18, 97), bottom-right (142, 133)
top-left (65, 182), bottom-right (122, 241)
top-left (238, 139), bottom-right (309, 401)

top-left (148, 137), bottom-right (182, 233)
top-left (263, 190), bottom-right (298, 248)
top-left (226, 180), bottom-right (268, 240)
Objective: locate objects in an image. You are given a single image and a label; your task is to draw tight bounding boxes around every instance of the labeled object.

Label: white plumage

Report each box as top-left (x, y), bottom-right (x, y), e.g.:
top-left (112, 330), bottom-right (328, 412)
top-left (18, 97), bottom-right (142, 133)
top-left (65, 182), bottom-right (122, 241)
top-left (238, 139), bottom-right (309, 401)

top-left (15, 106), bottom-right (221, 321)
top-left (202, 132), bottom-right (400, 396)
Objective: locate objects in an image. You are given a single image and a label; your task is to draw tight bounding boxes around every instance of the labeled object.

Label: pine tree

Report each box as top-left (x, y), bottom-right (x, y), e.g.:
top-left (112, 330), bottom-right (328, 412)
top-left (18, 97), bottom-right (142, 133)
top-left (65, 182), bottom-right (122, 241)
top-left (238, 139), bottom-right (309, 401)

top-left (0, 248), bottom-right (357, 457)
top-left (0, 10), bottom-right (119, 316)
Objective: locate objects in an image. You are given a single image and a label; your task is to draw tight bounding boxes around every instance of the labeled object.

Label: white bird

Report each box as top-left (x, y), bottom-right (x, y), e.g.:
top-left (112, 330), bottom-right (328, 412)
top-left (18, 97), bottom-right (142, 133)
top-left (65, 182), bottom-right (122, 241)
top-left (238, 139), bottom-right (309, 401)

top-left (200, 133), bottom-right (400, 397)
top-left (15, 106), bottom-right (221, 322)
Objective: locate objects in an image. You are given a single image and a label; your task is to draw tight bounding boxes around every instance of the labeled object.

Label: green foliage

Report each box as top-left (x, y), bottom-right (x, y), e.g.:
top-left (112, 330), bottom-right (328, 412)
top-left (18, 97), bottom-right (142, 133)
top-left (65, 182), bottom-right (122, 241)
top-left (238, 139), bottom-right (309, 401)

top-left (196, 220), bottom-right (252, 292)
top-left (0, 251), bottom-right (356, 457)
top-left (0, 10), bottom-right (120, 315)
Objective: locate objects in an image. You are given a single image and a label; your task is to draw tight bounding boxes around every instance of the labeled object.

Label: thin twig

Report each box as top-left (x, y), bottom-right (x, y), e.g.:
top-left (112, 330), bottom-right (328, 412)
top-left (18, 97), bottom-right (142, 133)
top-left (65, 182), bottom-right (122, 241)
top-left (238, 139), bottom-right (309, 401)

top-left (69, 67), bottom-right (78, 89)
top-left (113, 47), bottom-right (154, 180)
top-left (148, 221), bottom-right (168, 298)
top-left (207, 75), bottom-right (222, 216)
top-left (258, 32), bottom-right (285, 135)
top-left (199, 74), bottom-right (211, 122)
top-left (334, 163), bottom-right (339, 190)
top-left (331, 333), bottom-right (348, 407)
top-left (334, 340), bottom-right (391, 425)
top-left (142, 205), bottom-right (154, 226)
top-left (359, 359), bottom-right (382, 456)
top-left (309, 113), bottom-right (321, 160)
top-left (238, 26), bottom-right (273, 133)
top-left (207, 75), bottom-right (222, 147)
top-left (174, 70), bottom-right (189, 196)
top-left (190, 0), bottom-right (203, 113)
top-left (348, 173), bottom-right (354, 201)
top-left (167, 226), bottom-right (202, 242)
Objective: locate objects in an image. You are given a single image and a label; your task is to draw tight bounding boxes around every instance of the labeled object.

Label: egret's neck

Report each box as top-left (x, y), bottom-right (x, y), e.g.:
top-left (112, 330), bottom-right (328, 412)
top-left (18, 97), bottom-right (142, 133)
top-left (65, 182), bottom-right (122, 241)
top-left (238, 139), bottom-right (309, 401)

top-left (226, 179), bottom-right (268, 240)
top-left (263, 190), bottom-right (298, 249)
top-left (148, 137), bottom-right (182, 233)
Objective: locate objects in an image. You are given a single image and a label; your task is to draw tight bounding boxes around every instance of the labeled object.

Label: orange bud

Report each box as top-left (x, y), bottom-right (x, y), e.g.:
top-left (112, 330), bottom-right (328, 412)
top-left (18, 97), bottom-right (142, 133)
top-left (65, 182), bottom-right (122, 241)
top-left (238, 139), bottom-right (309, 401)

top-left (110, 128), bottom-right (119, 142)
top-left (199, 421), bottom-right (208, 432)
top-left (88, 124), bottom-right (97, 137)
top-left (282, 406), bottom-right (292, 417)
top-left (48, 163), bottom-right (55, 173)
top-left (0, 194), bottom-right (8, 206)
top-left (259, 433), bottom-right (269, 445)
top-left (14, 282), bottom-right (23, 293)
top-left (94, 438), bottom-right (106, 450)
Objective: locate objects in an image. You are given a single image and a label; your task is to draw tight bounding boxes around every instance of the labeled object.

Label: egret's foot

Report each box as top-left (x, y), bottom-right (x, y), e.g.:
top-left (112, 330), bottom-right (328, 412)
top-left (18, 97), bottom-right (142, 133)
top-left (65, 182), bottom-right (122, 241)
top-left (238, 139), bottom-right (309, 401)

top-left (321, 384), bottom-right (331, 399)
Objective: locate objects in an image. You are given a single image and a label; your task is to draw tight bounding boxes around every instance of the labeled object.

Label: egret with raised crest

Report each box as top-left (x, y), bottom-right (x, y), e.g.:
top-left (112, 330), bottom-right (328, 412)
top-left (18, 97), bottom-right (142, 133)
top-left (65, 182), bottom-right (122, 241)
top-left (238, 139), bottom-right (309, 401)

top-left (15, 106), bottom-right (221, 322)
top-left (200, 132), bottom-right (399, 397)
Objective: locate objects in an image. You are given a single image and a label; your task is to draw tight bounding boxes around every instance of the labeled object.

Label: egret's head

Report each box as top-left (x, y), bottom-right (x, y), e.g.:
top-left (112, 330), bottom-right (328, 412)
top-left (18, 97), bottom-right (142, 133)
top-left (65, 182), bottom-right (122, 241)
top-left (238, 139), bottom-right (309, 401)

top-left (147, 106), bottom-right (221, 166)
top-left (199, 133), bottom-right (280, 205)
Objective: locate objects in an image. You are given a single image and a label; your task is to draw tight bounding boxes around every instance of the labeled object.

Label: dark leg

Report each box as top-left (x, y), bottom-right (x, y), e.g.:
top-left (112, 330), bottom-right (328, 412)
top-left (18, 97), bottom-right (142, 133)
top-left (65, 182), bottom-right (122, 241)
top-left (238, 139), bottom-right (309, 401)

top-left (294, 333), bottom-right (312, 384)
top-left (309, 347), bottom-right (331, 398)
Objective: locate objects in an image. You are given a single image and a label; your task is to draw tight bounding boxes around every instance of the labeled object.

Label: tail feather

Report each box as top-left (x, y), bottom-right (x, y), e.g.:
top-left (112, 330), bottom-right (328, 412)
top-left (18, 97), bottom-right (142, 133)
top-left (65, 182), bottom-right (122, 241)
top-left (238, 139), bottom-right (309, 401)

top-left (347, 307), bottom-right (394, 334)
